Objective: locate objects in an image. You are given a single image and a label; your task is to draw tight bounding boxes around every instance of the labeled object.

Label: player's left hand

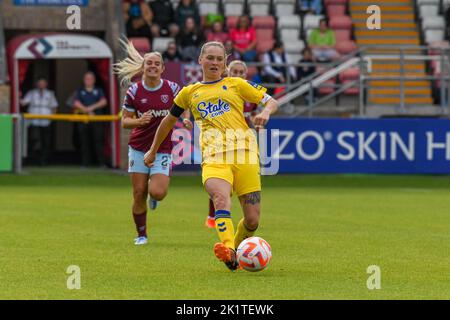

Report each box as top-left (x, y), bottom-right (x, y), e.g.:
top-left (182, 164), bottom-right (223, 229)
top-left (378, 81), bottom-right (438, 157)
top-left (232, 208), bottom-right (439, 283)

top-left (144, 149), bottom-right (156, 167)
top-left (253, 111), bottom-right (270, 131)
top-left (182, 118), bottom-right (193, 130)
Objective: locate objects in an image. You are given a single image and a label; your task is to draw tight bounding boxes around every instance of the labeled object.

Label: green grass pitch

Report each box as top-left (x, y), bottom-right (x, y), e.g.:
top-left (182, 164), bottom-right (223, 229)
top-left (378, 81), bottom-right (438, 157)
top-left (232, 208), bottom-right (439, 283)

top-left (1, 168), bottom-right (450, 299)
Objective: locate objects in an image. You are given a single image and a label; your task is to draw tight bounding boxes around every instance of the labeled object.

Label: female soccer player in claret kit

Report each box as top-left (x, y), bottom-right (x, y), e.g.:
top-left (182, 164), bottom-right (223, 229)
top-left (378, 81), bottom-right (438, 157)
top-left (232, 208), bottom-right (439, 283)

top-left (115, 40), bottom-right (192, 245)
top-left (204, 60), bottom-right (259, 229)
top-left (144, 41), bottom-right (278, 270)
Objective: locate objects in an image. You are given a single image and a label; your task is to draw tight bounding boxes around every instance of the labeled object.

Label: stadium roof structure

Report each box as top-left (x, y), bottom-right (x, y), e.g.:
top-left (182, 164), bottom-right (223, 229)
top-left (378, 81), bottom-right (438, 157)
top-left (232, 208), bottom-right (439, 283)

top-left (6, 33), bottom-right (120, 168)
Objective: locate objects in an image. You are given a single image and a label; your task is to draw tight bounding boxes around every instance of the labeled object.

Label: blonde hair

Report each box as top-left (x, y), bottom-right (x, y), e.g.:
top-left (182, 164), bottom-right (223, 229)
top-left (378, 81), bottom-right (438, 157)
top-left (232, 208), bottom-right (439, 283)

top-left (114, 39), bottom-right (164, 87)
top-left (227, 60), bottom-right (248, 76)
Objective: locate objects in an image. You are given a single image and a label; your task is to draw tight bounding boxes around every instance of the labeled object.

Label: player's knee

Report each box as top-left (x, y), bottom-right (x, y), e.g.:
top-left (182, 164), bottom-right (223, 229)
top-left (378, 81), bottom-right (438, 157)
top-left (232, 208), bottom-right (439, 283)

top-left (245, 217), bottom-right (259, 231)
top-left (150, 189), bottom-right (167, 201)
top-left (133, 188), bottom-right (147, 202)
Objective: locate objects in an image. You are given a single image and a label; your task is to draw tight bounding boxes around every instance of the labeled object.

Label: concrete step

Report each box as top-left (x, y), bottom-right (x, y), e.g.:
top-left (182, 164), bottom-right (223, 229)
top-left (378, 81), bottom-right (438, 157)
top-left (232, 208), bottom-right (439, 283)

top-left (355, 30), bottom-right (419, 37)
top-left (368, 80), bottom-right (431, 87)
top-left (368, 96), bottom-right (433, 104)
top-left (353, 22), bottom-right (417, 28)
top-left (370, 88), bottom-right (432, 95)
top-left (351, 13), bottom-right (415, 20)
top-left (358, 38), bottom-right (420, 45)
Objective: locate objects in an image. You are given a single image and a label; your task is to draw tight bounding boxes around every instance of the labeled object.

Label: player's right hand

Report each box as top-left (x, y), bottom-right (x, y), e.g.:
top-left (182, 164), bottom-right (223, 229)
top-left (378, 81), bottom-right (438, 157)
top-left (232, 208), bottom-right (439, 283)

top-left (139, 111), bottom-right (153, 127)
top-left (144, 149), bottom-right (156, 167)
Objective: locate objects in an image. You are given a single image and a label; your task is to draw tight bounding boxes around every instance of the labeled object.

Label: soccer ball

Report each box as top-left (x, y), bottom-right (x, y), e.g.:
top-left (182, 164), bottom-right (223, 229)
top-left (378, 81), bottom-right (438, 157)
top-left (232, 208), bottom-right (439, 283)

top-left (236, 237), bottom-right (272, 272)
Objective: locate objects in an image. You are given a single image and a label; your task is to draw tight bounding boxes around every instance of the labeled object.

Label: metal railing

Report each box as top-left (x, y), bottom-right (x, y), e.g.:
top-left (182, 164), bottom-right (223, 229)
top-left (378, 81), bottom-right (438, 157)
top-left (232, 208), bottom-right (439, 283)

top-left (0, 0), bottom-right (7, 85)
top-left (270, 45), bottom-right (450, 117)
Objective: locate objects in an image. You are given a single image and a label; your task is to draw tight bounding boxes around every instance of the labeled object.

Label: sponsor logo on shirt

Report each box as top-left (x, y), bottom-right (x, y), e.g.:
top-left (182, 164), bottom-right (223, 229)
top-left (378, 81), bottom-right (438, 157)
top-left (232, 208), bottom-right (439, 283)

top-left (137, 109), bottom-right (169, 118)
top-left (197, 99), bottom-right (231, 119)
top-left (247, 81), bottom-right (263, 90)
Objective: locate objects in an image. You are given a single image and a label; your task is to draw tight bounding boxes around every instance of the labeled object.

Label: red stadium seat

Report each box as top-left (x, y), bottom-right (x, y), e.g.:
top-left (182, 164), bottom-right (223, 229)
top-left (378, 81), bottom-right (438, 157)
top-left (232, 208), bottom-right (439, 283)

top-left (329, 16), bottom-right (352, 30)
top-left (334, 29), bottom-right (351, 42)
top-left (256, 28), bottom-right (274, 41)
top-left (130, 37), bottom-right (151, 55)
top-left (324, 0), bottom-right (348, 5)
top-left (256, 39), bottom-right (275, 54)
top-left (318, 79), bottom-right (336, 95)
top-left (335, 40), bottom-right (358, 55)
top-left (226, 16), bottom-right (239, 30)
top-left (327, 5), bottom-right (346, 18)
top-left (339, 68), bottom-right (360, 81)
top-left (252, 16), bottom-right (276, 29)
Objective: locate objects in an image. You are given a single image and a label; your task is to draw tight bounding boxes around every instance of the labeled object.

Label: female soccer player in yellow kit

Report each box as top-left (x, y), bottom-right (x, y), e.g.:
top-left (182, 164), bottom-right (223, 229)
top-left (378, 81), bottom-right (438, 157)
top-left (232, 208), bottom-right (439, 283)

top-left (144, 41), bottom-right (278, 270)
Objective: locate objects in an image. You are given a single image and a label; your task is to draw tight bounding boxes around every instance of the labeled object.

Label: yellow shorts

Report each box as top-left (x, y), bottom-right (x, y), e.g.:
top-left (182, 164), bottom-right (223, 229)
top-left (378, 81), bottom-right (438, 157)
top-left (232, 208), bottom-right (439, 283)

top-left (202, 150), bottom-right (261, 197)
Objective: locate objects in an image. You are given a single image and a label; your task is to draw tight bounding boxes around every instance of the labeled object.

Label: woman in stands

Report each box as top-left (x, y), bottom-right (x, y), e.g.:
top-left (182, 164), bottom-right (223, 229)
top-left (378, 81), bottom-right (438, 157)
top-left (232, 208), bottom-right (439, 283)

top-left (114, 40), bottom-right (193, 245)
top-left (204, 60), bottom-right (259, 229)
top-left (143, 42), bottom-right (278, 270)
top-left (229, 15), bottom-right (257, 62)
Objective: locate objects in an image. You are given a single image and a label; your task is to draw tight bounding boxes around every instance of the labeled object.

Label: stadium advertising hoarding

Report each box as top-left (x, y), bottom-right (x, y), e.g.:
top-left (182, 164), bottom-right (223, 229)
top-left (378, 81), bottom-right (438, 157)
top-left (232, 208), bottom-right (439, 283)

top-left (265, 118), bottom-right (450, 174)
top-left (14, 0), bottom-right (88, 6)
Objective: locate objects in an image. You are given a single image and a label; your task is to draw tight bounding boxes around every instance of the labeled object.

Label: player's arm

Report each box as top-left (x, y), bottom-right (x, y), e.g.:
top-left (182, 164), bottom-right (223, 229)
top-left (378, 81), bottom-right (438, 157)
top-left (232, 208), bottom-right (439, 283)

top-left (181, 109), bottom-right (193, 130)
top-left (87, 97), bottom-right (107, 113)
top-left (144, 104), bottom-right (184, 166)
top-left (122, 109), bottom-right (152, 129)
top-left (253, 94), bottom-right (278, 129)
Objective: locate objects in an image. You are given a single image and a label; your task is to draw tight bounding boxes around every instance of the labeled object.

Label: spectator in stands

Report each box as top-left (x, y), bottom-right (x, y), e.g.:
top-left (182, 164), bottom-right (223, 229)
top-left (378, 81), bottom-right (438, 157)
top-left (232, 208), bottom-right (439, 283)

top-left (175, 0), bottom-right (201, 31)
top-left (308, 18), bottom-right (339, 62)
top-left (299, 0), bottom-right (323, 15)
top-left (297, 47), bottom-right (316, 80)
top-left (446, 6), bottom-right (450, 37)
top-left (261, 41), bottom-right (297, 94)
top-left (123, 0), bottom-right (154, 43)
top-left (207, 21), bottom-right (229, 44)
top-left (298, 47), bottom-right (317, 103)
top-left (177, 16), bottom-right (205, 62)
top-left (72, 72), bottom-right (108, 168)
top-left (229, 15), bottom-right (257, 62)
top-left (149, 0), bottom-right (179, 38)
top-left (162, 41), bottom-right (183, 62)
top-left (20, 77), bottom-right (58, 166)
top-left (225, 39), bottom-right (241, 64)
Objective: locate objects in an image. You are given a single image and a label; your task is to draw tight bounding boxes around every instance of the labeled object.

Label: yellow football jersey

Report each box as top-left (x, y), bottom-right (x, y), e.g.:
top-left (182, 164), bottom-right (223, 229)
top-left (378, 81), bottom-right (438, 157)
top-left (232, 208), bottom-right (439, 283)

top-left (174, 77), bottom-right (267, 158)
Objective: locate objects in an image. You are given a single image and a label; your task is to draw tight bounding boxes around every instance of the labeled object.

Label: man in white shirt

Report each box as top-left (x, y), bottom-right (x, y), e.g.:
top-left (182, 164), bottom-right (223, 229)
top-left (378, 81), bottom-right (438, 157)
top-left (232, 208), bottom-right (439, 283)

top-left (20, 77), bottom-right (58, 165)
top-left (262, 41), bottom-right (297, 95)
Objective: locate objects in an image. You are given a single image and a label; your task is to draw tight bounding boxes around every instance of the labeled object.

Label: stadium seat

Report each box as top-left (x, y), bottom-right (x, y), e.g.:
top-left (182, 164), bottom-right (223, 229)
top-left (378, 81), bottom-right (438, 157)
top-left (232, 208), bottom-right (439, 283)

top-left (227, 16), bottom-right (239, 30)
top-left (287, 53), bottom-right (302, 65)
top-left (424, 30), bottom-right (445, 44)
top-left (419, 4), bottom-right (440, 18)
top-left (280, 28), bottom-right (300, 42)
top-left (278, 15), bottom-right (301, 29)
top-left (422, 16), bottom-right (445, 29)
top-left (152, 37), bottom-right (174, 53)
top-left (339, 67), bottom-right (360, 95)
top-left (223, 0), bottom-right (245, 16)
top-left (256, 28), bottom-right (274, 41)
top-left (249, 3), bottom-right (270, 17)
top-left (324, 0), bottom-right (348, 5)
top-left (326, 5), bottom-right (346, 18)
top-left (256, 39), bottom-right (275, 54)
top-left (130, 37), bottom-right (151, 56)
top-left (335, 40), bottom-right (357, 55)
top-left (285, 40), bottom-right (305, 55)
top-left (252, 16), bottom-right (276, 29)
top-left (275, 3), bottom-right (296, 16)
top-left (329, 15), bottom-right (352, 30)
top-left (303, 14), bottom-right (324, 30)
top-left (334, 29), bottom-right (351, 42)
top-left (198, 1), bottom-right (219, 16)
